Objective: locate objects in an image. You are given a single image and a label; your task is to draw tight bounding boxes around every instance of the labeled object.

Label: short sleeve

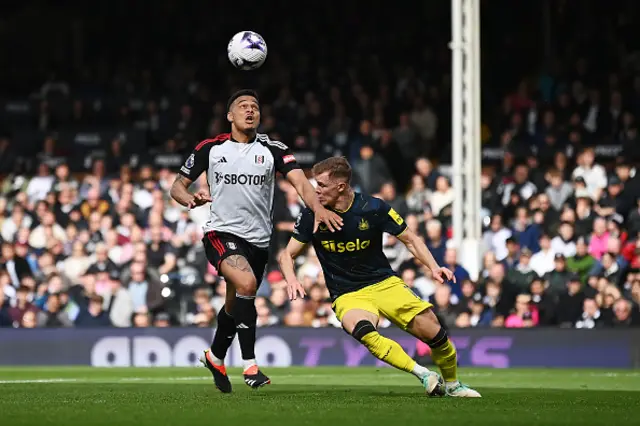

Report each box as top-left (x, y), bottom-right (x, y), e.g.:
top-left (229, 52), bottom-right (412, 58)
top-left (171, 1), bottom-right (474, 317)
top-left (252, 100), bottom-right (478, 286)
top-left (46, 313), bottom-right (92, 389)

top-left (178, 142), bottom-right (212, 181)
top-left (292, 209), bottom-right (314, 243)
top-left (377, 200), bottom-right (408, 236)
top-left (259, 136), bottom-right (301, 175)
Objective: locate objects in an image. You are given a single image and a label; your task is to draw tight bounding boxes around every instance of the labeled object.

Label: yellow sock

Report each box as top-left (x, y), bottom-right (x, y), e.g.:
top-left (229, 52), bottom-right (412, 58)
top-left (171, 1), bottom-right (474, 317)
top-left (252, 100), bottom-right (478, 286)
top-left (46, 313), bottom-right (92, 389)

top-left (361, 331), bottom-right (416, 373)
top-left (430, 339), bottom-right (458, 383)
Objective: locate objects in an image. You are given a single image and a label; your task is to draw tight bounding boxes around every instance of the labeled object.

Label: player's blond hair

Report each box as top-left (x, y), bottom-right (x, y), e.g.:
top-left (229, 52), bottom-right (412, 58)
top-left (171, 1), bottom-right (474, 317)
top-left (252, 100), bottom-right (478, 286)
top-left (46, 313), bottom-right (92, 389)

top-left (312, 156), bottom-right (352, 184)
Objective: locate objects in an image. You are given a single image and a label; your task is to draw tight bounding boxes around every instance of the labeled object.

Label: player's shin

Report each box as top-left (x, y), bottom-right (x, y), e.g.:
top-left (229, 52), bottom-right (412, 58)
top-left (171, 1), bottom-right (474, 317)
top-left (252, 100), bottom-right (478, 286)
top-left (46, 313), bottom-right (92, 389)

top-left (352, 320), bottom-right (416, 373)
top-left (210, 305), bottom-right (236, 364)
top-left (426, 327), bottom-right (459, 388)
top-left (232, 294), bottom-right (258, 368)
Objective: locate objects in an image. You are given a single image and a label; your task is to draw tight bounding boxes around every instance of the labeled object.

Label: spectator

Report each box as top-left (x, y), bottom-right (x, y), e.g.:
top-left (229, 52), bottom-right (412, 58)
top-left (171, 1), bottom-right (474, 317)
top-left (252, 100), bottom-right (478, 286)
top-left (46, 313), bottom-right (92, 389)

top-left (507, 248), bottom-right (537, 293)
top-left (75, 294), bottom-right (111, 327)
top-left (256, 296), bottom-right (279, 327)
top-left (102, 272), bottom-right (134, 327)
top-left (505, 294), bottom-right (539, 328)
top-left (430, 176), bottom-right (454, 217)
top-left (483, 214), bottom-right (512, 261)
top-left (530, 234), bottom-right (556, 277)
top-left (1, 242), bottom-right (33, 287)
top-left (425, 219), bottom-right (446, 266)
top-left (442, 247), bottom-right (470, 298)
top-left (556, 275), bottom-right (586, 327)
top-left (575, 298), bottom-right (606, 329)
top-left (36, 293), bottom-right (72, 327)
top-left (612, 298), bottom-right (640, 327)
top-left (124, 261), bottom-right (164, 314)
top-left (352, 144), bottom-right (392, 195)
top-left (588, 217), bottom-right (610, 260)
top-left (7, 285), bottom-right (38, 326)
top-left (544, 255), bottom-right (573, 296)
top-left (566, 237), bottom-right (596, 284)
top-left (431, 285), bottom-right (459, 329)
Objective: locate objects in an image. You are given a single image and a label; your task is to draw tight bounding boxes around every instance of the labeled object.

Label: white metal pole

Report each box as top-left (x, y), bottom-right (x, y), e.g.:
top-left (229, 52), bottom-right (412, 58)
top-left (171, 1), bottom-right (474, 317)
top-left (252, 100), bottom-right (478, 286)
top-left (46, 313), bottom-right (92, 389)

top-left (472, 0), bottom-right (482, 242)
top-left (463, 0), bottom-right (474, 242)
top-left (450, 0), bottom-right (464, 254)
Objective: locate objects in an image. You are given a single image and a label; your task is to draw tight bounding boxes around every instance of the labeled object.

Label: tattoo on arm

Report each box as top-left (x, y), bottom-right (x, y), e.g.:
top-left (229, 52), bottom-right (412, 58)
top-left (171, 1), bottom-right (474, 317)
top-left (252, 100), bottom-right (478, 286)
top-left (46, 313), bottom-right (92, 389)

top-left (174, 175), bottom-right (192, 187)
top-left (223, 255), bottom-right (252, 273)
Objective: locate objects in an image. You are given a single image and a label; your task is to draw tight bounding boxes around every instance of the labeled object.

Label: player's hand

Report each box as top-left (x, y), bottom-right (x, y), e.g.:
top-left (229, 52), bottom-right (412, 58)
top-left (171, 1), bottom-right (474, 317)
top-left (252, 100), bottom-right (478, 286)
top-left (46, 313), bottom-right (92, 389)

top-left (187, 190), bottom-right (212, 209)
top-left (432, 266), bottom-right (455, 284)
top-left (314, 206), bottom-right (343, 232)
top-left (285, 279), bottom-right (306, 301)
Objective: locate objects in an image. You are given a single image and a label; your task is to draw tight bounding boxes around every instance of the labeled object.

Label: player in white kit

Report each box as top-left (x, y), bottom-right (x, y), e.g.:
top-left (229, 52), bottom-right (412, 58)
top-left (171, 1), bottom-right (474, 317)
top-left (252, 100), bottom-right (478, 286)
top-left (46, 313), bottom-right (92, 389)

top-left (170, 89), bottom-right (342, 392)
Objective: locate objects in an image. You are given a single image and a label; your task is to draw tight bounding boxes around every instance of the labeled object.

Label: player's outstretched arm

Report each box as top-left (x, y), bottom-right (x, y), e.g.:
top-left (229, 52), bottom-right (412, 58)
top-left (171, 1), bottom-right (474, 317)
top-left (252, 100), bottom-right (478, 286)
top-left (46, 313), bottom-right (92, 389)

top-left (285, 169), bottom-right (343, 232)
top-left (170, 175), bottom-right (211, 210)
top-left (278, 238), bottom-right (308, 300)
top-left (397, 228), bottom-right (455, 285)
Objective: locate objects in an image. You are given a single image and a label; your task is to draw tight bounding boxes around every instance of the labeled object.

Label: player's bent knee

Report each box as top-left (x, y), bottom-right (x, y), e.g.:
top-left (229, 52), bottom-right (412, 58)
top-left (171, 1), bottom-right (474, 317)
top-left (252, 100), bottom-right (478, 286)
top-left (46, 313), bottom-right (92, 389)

top-left (426, 327), bottom-right (448, 349)
top-left (231, 275), bottom-right (257, 296)
top-left (351, 320), bottom-right (377, 342)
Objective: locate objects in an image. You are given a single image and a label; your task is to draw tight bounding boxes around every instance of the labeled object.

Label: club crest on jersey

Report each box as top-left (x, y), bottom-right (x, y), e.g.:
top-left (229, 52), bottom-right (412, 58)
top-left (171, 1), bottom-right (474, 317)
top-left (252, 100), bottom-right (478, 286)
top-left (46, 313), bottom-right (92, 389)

top-left (185, 154), bottom-right (195, 169)
top-left (255, 155), bottom-right (265, 164)
top-left (358, 218), bottom-right (369, 231)
top-left (226, 242), bottom-right (237, 250)
top-left (318, 223), bottom-right (329, 232)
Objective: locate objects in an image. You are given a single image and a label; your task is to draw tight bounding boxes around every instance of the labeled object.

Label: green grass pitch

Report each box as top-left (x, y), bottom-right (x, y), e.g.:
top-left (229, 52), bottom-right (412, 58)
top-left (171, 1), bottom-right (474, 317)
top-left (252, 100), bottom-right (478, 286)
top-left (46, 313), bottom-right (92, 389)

top-left (1, 367), bottom-right (639, 426)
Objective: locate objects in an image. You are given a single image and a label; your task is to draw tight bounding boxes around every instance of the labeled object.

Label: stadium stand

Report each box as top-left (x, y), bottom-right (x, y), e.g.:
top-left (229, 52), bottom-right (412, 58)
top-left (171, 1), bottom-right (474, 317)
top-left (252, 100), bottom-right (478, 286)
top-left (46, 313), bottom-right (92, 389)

top-left (0, 0), bottom-right (639, 329)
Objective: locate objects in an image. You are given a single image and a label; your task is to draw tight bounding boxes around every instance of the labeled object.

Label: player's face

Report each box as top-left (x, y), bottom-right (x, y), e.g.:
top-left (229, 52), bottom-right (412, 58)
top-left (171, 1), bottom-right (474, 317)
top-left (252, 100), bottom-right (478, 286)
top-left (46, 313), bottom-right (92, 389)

top-left (314, 172), bottom-right (346, 207)
top-left (228, 96), bottom-right (260, 132)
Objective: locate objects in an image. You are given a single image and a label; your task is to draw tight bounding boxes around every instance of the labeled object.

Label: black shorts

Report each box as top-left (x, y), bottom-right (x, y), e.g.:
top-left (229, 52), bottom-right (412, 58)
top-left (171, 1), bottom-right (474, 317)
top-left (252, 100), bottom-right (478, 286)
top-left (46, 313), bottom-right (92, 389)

top-left (202, 231), bottom-right (269, 284)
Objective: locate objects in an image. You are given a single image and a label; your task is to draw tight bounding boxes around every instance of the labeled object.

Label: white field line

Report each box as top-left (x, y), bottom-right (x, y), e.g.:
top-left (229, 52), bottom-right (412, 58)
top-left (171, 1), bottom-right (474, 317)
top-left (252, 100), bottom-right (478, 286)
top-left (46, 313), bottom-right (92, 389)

top-left (1, 371), bottom-right (640, 385)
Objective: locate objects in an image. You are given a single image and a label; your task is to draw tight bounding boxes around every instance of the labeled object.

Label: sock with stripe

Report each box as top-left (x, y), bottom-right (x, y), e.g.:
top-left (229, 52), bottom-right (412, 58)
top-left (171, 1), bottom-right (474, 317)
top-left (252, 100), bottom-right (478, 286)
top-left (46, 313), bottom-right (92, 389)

top-left (210, 305), bottom-right (235, 364)
top-left (232, 294), bottom-right (258, 361)
top-left (426, 327), bottom-right (458, 384)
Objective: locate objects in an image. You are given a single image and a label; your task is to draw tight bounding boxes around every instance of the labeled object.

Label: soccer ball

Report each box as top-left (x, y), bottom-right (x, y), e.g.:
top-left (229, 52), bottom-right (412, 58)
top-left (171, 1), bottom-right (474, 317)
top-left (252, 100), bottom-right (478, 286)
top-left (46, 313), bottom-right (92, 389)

top-left (227, 31), bottom-right (268, 70)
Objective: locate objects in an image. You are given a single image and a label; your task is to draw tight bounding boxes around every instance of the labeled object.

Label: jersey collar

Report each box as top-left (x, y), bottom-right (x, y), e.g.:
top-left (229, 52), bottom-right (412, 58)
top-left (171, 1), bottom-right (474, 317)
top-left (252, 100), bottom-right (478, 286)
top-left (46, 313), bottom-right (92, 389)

top-left (332, 192), bottom-right (356, 213)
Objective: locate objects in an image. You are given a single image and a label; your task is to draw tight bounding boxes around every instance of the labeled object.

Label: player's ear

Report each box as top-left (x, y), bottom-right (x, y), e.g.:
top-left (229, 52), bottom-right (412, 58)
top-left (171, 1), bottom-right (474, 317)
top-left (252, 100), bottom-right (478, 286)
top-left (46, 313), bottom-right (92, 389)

top-left (226, 111), bottom-right (233, 123)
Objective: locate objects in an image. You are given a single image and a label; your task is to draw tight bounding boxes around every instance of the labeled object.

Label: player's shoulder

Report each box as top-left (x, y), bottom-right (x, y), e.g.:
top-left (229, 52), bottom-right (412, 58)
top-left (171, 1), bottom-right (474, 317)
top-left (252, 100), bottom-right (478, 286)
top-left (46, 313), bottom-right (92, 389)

top-left (256, 133), bottom-right (290, 151)
top-left (355, 193), bottom-right (388, 214)
top-left (298, 206), bottom-right (314, 219)
top-left (193, 133), bottom-right (231, 152)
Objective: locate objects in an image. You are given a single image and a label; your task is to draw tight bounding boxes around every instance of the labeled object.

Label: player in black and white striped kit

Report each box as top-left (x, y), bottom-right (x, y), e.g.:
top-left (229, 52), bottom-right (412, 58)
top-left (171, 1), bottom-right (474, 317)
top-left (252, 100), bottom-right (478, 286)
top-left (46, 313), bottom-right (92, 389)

top-left (170, 89), bottom-right (342, 392)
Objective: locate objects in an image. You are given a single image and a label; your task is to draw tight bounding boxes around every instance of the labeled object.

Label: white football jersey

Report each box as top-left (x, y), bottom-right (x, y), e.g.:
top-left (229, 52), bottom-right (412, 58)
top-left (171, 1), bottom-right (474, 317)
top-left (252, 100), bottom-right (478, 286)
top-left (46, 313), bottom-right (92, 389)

top-left (178, 133), bottom-right (300, 248)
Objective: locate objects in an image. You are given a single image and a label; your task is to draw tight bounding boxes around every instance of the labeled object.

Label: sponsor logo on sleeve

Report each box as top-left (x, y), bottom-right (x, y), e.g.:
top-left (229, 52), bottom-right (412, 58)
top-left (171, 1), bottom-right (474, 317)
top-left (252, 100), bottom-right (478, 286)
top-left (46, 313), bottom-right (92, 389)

top-left (388, 208), bottom-right (404, 225)
top-left (283, 154), bottom-right (296, 164)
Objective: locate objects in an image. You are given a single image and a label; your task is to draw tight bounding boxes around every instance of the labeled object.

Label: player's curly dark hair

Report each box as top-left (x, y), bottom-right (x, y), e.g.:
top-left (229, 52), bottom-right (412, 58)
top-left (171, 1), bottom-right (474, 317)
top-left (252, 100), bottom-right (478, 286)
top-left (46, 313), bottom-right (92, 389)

top-left (226, 89), bottom-right (259, 111)
top-left (312, 156), bottom-right (352, 184)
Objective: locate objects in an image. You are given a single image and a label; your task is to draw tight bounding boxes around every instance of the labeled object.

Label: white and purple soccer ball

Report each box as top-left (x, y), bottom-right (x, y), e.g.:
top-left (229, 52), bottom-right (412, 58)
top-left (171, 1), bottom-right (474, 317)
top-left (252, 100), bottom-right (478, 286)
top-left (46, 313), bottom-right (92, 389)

top-left (227, 31), bottom-right (268, 70)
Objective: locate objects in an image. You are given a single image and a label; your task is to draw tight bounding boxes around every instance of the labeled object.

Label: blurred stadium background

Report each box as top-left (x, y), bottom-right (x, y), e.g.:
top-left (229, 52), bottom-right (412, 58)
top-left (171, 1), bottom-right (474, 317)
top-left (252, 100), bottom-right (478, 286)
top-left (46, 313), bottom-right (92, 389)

top-left (0, 0), bottom-right (639, 372)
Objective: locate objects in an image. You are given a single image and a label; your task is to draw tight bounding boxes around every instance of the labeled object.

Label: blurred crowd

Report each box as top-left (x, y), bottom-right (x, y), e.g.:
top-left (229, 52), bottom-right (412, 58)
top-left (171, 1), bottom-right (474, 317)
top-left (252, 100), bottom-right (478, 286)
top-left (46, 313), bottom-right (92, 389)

top-left (1, 1), bottom-right (640, 329)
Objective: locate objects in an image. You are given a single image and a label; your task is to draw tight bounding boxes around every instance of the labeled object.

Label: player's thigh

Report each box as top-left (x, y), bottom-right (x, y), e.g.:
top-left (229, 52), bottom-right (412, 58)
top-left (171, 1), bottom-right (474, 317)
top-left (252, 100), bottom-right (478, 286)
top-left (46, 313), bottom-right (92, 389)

top-left (340, 309), bottom-right (380, 334)
top-left (406, 307), bottom-right (442, 341)
top-left (332, 291), bottom-right (379, 333)
top-left (203, 231), bottom-right (258, 294)
top-left (374, 276), bottom-right (433, 331)
top-left (245, 245), bottom-right (269, 287)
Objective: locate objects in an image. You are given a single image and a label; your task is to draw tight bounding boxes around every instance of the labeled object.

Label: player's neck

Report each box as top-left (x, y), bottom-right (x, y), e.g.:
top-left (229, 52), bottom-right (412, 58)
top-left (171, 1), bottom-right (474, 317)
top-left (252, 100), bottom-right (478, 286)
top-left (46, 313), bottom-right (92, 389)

top-left (333, 190), bottom-right (354, 212)
top-left (231, 128), bottom-right (256, 143)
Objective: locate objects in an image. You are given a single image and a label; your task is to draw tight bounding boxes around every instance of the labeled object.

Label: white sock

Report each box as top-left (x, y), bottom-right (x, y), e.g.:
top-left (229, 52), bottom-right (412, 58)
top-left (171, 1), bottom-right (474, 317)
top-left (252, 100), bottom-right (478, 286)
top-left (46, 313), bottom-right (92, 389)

top-left (411, 363), bottom-right (431, 379)
top-left (446, 380), bottom-right (460, 390)
top-left (212, 356), bottom-right (224, 365)
top-left (243, 358), bottom-right (257, 371)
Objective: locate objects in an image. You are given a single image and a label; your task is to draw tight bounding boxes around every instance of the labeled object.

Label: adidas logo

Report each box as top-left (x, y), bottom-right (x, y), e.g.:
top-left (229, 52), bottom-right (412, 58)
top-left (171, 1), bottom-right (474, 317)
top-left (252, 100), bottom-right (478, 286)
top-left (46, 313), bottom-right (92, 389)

top-left (217, 157), bottom-right (227, 163)
top-left (236, 323), bottom-right (249, 329)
